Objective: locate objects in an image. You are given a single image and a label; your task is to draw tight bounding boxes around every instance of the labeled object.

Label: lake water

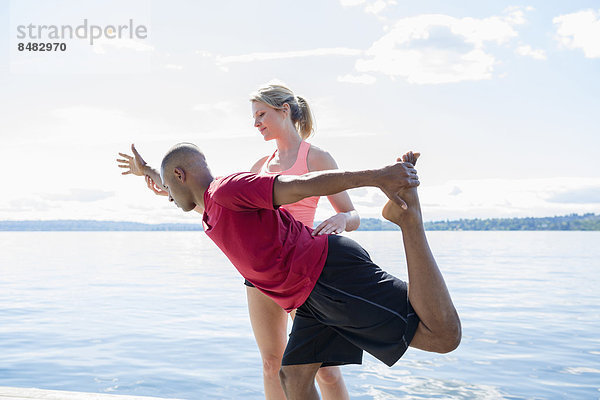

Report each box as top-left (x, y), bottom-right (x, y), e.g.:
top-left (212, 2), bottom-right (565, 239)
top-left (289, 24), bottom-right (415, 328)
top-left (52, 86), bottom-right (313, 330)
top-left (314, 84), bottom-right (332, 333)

top-left (1, 231), bottom-right (599, 399)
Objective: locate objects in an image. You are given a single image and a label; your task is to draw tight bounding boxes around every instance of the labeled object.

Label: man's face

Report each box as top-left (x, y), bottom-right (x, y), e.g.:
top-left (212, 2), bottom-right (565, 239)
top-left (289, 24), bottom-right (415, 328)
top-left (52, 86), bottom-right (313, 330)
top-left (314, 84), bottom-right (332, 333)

top-left (161, 167), bottom-right (196, 212)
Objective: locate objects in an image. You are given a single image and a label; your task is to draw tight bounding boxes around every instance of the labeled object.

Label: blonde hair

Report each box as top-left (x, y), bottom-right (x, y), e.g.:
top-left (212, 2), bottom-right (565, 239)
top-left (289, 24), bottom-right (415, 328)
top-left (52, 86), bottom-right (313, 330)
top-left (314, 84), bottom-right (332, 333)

top-left (250, 84), bottom-right (314, 139)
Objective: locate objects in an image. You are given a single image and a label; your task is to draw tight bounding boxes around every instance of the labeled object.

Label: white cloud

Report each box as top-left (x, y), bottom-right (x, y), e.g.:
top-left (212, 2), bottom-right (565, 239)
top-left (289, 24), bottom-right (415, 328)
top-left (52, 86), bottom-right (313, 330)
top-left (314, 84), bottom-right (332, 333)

top-left (546, 186), bottom-right (600, 204)
top-left (47, 106), bottom-right (165, 143)
top-left (353, 8), bottom-right (529, 84)
top-left (515, 44), bottom-right (547, 60)
top-left (215, 48), bottom-right (363, 65)
top-left (357, 46), bottom-right (496, 84)
top-left (195, 50), bottom-right (214, 57)
top-left (3, 198), bottom-right (55, 214)
top-left (192, 101), bottom-right (232, 113)
top-left (339, 0), bottom-right (367, 6)
top-left (449, 186), bottom-right (462, 196)
top-left (42, 189), bottom-right (115, 203)
top-left (337, 73), bottom-right (377, 84)
top-left (165, 64), bottom-right (184, 70)
top-left (554, 9), bottom-right (600, 58)
top-left (502, 6), bottom-right (529, 25)
top-left (451, 16), bottom-right (520, 46)
top-left (340, 0), bottom-right (396, 16)
top-left (92, 38), bottom-right (154, 54)
top-left (365, 0), bottom-right (391, 15)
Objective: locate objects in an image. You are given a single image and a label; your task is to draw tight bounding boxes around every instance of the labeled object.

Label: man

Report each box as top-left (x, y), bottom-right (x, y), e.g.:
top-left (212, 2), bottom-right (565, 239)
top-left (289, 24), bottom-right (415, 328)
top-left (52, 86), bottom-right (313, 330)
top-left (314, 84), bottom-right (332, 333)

top-left (122, 143), bottom-right (460, 400)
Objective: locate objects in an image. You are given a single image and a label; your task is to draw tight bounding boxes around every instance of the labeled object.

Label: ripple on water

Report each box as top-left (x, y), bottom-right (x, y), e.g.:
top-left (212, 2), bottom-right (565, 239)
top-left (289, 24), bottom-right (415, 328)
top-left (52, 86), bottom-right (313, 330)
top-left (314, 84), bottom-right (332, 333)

top-left (354, 373), bottom-right (509, 400)
top-left (562, 367), bottom-right (600, 375)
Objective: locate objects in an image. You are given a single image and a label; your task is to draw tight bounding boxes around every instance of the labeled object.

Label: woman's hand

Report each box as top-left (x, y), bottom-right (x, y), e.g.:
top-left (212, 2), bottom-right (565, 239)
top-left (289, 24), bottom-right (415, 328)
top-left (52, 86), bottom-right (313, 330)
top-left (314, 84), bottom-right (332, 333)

top-left (145, 175), bottom-right (168, 196)
top-left (312, 213), bottom-right (348, 236)
top-left (117, 144), bottom-right (147, 176)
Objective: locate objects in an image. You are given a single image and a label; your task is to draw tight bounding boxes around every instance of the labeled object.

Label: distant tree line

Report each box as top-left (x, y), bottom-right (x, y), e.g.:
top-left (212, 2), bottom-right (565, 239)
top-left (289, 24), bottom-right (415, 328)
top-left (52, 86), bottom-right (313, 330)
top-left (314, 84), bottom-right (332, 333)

top-left (423, 213), bottom-right (600, 231)
top-left (0, 214), bottom-right (598, 231)
top-left (0, 220), bottom-right (203, 231)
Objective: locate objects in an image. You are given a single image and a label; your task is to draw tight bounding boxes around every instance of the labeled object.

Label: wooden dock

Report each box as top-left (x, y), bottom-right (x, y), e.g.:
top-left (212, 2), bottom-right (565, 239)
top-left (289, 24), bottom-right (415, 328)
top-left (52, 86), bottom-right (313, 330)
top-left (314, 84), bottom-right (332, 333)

top-left (0, 387), bottom-right (183, 400)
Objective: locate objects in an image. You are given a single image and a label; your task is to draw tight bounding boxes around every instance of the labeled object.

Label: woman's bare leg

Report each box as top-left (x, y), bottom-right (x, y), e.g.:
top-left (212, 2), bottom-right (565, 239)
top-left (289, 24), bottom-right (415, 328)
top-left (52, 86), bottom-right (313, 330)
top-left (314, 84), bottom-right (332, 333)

top-left (246, 286), bottom-right (289, 400)
top-left (382, 187), bottom-right (461, 353)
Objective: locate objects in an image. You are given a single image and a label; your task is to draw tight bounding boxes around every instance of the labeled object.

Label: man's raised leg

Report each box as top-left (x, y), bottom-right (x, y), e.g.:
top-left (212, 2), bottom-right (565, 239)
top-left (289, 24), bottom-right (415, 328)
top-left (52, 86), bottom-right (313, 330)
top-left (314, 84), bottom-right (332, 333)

top-left (382, 188), bottom-right (461, 353)
top-left (279, 363), bottom-right (322, 400)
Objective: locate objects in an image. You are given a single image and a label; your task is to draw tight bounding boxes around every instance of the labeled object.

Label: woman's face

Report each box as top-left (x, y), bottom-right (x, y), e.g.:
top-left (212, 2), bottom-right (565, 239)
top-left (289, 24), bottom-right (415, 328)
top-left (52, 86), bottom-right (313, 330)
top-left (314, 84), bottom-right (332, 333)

top-left (252, 101), bottom-right (287, 141)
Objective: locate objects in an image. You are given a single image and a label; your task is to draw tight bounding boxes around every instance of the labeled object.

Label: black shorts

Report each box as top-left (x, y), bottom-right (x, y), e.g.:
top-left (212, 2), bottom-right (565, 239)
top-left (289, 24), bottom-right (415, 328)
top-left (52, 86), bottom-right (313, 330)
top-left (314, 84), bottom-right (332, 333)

top-left (281, 234), bottom-right (420, 368)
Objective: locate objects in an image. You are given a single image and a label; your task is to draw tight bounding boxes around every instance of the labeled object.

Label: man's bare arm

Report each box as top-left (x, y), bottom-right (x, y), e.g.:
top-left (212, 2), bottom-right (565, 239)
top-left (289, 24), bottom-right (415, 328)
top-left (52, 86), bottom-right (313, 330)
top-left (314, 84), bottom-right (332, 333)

top-left (273, 160), bottom-right (419, 209)
top-left (117, 144), bottom-right (167, 191)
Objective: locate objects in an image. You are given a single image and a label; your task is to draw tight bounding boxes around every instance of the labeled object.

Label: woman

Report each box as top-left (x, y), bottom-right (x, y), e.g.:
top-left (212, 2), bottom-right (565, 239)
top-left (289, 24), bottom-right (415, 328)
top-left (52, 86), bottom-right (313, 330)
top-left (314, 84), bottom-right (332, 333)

top-left (118, 84), bottom-right (359, 399)
top-left (245, 84), bottom-right (359, 400)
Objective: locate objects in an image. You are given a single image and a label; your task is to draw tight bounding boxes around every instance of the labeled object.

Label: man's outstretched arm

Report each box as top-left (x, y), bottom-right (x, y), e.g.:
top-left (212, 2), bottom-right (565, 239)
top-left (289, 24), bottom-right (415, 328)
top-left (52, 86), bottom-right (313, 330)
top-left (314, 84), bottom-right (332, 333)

top-left (273, 157), bottom-right (419, 209)
top-left (117, 144), bottom-right (166, 190)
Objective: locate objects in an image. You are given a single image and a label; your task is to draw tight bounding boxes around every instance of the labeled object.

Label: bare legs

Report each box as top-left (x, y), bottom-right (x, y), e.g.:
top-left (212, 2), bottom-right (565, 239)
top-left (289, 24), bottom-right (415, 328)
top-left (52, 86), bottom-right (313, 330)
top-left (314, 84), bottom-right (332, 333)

top-left (247, 287), bottom-right (288, 400)
top-left (280, 186), bottom-right (461, 398)
top-left (382, 188), bottom-right (461, 353)
top-left (280, 364), bottom-right (348, 400)
top-left (279, 363), bottom-right (322, 400)
top-left (246, 287), bottom-right (349, 399)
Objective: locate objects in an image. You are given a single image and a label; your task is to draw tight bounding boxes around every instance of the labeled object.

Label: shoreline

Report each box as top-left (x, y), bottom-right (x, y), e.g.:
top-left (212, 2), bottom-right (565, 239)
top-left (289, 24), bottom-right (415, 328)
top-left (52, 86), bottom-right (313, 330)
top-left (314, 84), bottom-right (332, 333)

top-left (0, 386), bottom-right (181, 400)
top-left (0, 213), bottom-right (599, 231)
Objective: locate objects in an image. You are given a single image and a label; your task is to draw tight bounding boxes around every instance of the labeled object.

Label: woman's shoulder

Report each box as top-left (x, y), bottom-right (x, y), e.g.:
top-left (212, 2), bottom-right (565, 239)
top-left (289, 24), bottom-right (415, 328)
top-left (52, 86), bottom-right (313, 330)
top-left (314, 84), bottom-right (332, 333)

top-left (306, 144), bottom-right (339, 171)
top-left (249, 155), bottom-right (270, 173)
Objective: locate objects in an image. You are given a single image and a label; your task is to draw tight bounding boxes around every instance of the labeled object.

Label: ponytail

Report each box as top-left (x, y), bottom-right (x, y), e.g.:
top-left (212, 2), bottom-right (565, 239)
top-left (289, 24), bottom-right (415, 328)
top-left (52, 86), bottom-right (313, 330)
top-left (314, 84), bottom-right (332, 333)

top-left (295, 95), bottom-right (314, 139)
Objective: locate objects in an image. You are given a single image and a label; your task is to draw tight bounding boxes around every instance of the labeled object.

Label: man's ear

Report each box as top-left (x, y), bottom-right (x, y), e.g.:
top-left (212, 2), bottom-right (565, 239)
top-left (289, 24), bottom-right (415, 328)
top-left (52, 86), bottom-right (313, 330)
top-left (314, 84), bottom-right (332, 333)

top-left (174, 167), bottom-right (186, 183)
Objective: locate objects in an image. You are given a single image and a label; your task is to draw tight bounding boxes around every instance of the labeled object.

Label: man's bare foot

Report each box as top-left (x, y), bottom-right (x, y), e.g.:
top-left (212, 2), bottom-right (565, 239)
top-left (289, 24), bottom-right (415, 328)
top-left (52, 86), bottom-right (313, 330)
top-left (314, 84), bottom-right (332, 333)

top-left (382, 187), bottom-right (423, 228)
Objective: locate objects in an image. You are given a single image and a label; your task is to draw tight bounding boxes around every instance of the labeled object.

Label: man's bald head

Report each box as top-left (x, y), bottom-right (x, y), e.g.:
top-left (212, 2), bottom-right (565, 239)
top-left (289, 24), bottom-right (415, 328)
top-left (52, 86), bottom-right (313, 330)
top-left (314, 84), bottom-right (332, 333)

top-left (160, 143), bottom-right (212, 212)
top-left (161, 142), bottom-right (206, 173)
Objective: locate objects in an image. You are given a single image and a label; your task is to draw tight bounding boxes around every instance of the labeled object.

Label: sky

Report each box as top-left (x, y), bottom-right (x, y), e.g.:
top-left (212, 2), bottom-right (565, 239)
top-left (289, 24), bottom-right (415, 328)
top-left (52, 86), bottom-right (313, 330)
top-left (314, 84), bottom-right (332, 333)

top-left (1, 0), bottom-right (598, 224)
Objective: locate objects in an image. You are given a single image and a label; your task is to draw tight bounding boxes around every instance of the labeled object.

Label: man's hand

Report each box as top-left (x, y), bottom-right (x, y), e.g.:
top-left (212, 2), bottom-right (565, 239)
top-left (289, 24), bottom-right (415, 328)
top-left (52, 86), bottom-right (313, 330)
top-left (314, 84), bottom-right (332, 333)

top-left (117, 144), bottom-right (147, 176)
top-left (117, 143), bottom-right (167, 195)
top-left (376, 152), bottom-right (421, 210)
top-left (145, 175), bottom-right (169, 196)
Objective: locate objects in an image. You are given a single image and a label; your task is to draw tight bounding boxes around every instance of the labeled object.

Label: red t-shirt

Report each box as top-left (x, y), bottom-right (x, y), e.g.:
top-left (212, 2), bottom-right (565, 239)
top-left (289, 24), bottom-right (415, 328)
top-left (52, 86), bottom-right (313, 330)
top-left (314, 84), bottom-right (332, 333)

top-left (202, 172), bottom-right (329, 312)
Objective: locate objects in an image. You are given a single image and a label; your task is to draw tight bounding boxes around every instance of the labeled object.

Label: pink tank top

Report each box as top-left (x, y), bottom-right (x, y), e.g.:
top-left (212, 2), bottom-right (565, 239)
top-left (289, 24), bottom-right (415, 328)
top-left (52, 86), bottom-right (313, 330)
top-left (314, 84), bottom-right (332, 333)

top-left (260, 141), bottom-right (320, 227)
